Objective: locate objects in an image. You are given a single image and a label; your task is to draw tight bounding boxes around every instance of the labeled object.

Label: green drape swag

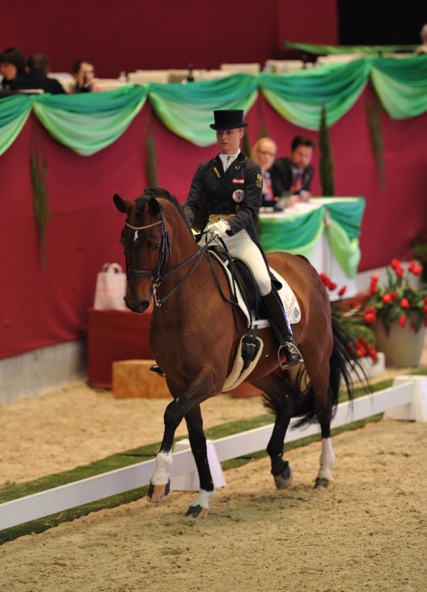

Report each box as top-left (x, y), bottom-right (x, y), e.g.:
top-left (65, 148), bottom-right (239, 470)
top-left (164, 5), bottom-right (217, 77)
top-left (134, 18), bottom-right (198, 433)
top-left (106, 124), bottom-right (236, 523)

top-left (258, 198), bottom-right (365, 279)
top-left (148, 74), bottom-right (258, 146)
top-left (32, 85), bottom-right (148, 156)
top-left (0, 95), bottom-right (33, 155)
top-left (0, 57), bottom-right (426, 155)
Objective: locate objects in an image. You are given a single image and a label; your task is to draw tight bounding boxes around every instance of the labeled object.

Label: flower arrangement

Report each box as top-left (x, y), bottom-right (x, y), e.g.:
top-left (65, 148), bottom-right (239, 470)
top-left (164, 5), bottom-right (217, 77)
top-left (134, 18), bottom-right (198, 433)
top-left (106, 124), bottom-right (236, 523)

top-left (361, 259), bottom-right (427, 334)
top-left (320, 273), bottom-right (379, 363)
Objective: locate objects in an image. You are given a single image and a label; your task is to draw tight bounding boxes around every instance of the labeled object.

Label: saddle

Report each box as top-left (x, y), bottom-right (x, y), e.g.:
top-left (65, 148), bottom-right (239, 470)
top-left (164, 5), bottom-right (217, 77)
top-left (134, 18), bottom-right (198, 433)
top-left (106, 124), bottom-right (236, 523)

top-left (207, 247), bottom-right (301, 375)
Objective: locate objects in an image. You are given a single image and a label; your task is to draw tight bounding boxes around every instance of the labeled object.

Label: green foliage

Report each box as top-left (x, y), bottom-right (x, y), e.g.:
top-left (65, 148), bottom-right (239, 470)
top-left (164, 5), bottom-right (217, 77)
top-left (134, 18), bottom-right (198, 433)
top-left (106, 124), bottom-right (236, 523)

top-left (318, 104), bottom-right (335, 196)
top-left (30, 149), bottom-right (49, 268)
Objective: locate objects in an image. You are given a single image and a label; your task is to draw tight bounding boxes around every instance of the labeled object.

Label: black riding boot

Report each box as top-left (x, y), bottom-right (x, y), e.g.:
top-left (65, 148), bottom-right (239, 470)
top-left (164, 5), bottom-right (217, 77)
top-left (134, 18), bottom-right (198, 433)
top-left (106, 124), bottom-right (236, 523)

top-left (261, 290), bottom-right (303, 370)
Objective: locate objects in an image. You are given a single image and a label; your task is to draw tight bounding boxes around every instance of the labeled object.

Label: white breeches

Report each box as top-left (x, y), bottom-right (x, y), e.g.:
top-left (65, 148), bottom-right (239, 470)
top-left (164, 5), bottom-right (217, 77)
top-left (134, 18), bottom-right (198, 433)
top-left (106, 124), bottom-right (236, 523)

top-left (201, 227), bottom-right (272, 296)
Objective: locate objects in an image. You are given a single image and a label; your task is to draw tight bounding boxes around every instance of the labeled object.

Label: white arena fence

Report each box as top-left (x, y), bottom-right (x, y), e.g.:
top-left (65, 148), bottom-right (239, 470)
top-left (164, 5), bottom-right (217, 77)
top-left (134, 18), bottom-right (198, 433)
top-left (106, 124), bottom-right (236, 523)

top-left (0, 376), bottom-right (426, 531)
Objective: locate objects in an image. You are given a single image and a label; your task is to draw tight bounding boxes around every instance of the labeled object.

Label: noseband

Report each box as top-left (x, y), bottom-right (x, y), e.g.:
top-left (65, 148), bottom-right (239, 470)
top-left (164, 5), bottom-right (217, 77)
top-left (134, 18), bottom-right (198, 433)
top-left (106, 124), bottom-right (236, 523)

top-left (125, 214), bottom-right (170, 283)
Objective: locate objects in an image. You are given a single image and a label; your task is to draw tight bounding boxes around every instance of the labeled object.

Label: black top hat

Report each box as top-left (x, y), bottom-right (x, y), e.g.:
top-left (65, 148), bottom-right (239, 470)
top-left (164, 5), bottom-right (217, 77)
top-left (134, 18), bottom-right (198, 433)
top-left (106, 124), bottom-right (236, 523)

top-left (210, 110), bottom-right (249, 130)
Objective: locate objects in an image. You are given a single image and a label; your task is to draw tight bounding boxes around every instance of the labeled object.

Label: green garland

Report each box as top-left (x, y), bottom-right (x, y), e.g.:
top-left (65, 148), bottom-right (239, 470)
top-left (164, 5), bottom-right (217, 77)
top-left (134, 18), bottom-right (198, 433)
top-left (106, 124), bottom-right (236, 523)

top-left (366, 93), bottom-right (385, 191)
top-left (319, 104), bottom-right (335, 196)
top-left (145, 136), bottom-right (158, 187)
top-left (30, 148), bottom-right (49, 268)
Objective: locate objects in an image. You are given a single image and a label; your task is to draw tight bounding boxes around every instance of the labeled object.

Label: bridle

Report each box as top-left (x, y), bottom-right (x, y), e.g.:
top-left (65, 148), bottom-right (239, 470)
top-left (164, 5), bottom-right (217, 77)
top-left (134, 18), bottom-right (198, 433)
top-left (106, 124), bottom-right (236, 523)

top-left (124, 211), bottom-right (210, 307)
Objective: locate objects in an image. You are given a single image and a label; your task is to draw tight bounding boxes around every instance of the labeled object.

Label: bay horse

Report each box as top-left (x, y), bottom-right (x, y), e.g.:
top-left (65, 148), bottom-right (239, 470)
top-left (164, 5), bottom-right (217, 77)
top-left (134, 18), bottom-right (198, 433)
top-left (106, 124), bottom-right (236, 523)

top-left (114, 188), bottom-right (364, 518)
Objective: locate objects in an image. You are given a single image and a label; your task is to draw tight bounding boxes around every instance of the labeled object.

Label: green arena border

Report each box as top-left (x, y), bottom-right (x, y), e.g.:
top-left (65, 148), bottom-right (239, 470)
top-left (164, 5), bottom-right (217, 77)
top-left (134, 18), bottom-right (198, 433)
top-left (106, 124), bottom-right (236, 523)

top-left (1, 370), bottom-right (425, 544)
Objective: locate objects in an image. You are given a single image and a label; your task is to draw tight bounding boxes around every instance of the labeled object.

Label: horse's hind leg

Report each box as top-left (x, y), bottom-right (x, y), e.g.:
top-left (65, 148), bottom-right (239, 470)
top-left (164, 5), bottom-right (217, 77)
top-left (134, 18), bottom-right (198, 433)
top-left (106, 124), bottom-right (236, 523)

top-left (252, 372), bottom-right (294, 490)
top-left (267, 409), bottom-right (293, 489)
top-left (311, 371), bottom-right (336, 490)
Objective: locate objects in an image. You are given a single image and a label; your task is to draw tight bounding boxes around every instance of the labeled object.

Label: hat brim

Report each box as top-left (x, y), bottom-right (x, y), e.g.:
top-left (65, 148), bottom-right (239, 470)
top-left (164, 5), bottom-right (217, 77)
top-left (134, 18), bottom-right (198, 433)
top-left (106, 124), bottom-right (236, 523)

top-left (210, 122), bottom-right (249, 130)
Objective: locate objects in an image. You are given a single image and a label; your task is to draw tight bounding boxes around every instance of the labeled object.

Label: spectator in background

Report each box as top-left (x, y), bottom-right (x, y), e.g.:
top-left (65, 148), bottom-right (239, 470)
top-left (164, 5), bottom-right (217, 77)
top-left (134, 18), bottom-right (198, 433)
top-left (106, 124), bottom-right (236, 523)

top-left (250, 137), bottom-right (278, 208)
top-left (70, 60), bottom-right (95, 93)
top-left (414, 24), bottom-right (427, 55)
top-left (10, 53), bottom-right (65, 94)
top-left (0, 47), bottom-right (26, 91)
top-left (270, 135), bottom-right (315, 209)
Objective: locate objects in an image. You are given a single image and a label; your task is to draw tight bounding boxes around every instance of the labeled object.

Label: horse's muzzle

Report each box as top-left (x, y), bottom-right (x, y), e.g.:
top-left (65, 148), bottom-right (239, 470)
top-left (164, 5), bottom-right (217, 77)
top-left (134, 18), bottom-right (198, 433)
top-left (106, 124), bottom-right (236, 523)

top-left (125, 298), bottom-right (151, 314)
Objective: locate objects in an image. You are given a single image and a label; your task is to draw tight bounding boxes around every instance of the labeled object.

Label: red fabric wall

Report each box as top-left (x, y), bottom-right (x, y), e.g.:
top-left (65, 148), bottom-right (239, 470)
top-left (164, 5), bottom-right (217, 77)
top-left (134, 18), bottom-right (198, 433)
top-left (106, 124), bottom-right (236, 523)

top-left (1, 89), bottom-right (426, 360)
top-left (1, 0), bottom-right (336, 77)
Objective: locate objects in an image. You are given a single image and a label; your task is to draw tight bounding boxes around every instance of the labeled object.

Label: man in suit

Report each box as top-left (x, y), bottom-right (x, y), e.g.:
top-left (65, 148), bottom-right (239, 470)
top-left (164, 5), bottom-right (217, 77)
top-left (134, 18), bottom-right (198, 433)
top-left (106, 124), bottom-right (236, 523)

top-left (270, 135), bottom-right (315, 208)
top-left (183, 109), bottom-right (303, 369)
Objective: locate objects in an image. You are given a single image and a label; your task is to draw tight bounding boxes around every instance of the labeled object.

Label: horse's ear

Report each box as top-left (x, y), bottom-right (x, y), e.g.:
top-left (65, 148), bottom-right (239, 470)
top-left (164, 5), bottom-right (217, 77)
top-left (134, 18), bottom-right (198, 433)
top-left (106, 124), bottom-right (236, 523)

top-left (147, 195), bottom-right (161, 216)
top-left (113, 193), bottom-right (128, 214)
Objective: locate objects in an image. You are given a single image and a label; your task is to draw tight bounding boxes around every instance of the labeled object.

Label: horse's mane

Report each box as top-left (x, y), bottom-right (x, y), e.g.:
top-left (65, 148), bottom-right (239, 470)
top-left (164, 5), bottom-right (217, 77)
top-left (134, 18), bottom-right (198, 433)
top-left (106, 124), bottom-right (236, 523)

top-left (136, 188), bottom-right (192, 232)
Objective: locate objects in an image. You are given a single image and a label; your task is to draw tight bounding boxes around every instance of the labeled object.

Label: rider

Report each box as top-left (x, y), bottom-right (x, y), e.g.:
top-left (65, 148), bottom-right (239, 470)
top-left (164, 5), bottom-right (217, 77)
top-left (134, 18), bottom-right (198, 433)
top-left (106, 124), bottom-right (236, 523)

top-left (182, 109), bottom-right (303, 370)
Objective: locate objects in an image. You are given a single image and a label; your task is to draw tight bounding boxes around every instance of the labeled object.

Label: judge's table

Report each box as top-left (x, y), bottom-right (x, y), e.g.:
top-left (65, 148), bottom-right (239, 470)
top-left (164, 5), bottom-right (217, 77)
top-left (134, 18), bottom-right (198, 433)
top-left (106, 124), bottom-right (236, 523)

top-left (258, 197), bottom-right (365, 298)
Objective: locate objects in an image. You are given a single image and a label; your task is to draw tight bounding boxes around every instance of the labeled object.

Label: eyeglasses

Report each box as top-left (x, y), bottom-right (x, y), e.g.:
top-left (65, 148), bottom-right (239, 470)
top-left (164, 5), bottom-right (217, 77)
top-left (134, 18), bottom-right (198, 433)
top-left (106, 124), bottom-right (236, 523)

top-left (257, 150), bottom-right (276, 157)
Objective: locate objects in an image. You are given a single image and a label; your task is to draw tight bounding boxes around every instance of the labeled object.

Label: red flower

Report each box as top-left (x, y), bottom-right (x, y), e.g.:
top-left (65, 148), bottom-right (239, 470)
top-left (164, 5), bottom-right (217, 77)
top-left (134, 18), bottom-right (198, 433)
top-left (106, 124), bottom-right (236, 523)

top-left (400, 297), bottom-right (410, 309)
top-left (395, 267), bottom-right (404, 277)
top-left (390, 291), bottom-right (398, 300)
top-left (390, 258), bottom-right (400, 270)
top-left (338, 286), bottom-right (347, 297)
top-left (370, 273), bottom-right (379, 282)
top-left (364, 312), bottom-right (377, 323)
top-left (367, 343), bottom-right (378, 362)
top-left (399, 315), bottom-right (407, 327)
top-left (413, 265), bottom-right (423, 275)
top-left (329, 281), bottom-right (337, 291)
top-left (383, 293), bottom-right (392, 304)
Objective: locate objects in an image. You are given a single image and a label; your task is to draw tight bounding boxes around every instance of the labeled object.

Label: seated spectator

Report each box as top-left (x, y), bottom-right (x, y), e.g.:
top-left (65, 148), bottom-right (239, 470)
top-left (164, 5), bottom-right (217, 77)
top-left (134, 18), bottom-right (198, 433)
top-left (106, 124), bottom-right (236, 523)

top-left (414, 24), bottom-right (427, 55)
top-left (0, 47), bottom-right (26, 91)
top-left (270, 135), bottom-right (315, 209)
top-left (250, 137), bottom-right (278, 207)
top-left (70, 60), bottom-right (95, 93)
top-left (10, 53), bottom-right (65, 94)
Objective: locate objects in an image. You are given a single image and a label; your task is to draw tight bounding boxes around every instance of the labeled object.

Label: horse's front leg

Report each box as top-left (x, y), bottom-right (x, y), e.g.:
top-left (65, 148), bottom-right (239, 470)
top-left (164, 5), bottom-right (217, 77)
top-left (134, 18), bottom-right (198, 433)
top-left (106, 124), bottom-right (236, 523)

top-left (184, 404), bottom-right (215, 519)
top-left (147, 395), bottom-right (189, 504)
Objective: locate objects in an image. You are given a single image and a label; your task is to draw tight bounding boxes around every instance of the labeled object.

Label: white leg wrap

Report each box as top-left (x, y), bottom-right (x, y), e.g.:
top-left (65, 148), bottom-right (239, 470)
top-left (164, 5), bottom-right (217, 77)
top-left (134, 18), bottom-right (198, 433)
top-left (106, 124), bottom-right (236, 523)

top-left (191, 488), bottom-right (215, 510)
top-left (151, 451), bottom-right (173, 486)
top-left (318, 437), bottom-right (336, 481)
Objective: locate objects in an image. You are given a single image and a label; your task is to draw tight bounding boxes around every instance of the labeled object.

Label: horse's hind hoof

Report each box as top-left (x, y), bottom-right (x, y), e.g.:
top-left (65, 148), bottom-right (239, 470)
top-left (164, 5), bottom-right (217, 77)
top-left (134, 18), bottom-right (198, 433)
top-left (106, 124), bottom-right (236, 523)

top-left (274, 465), bottom-right (293, 490)
top-left (147, 480), bottom-right (171, 503)
top-left (314, 477), bottom-right (332, 491)
top-left (185, 504), bottom-right (209, 519)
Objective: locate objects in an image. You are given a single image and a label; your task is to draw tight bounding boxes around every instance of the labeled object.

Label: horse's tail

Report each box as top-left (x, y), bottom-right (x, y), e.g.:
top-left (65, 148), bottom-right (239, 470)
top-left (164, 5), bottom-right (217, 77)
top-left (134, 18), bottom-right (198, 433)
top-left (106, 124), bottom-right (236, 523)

top-left (329, 307), bottom-right (370, 404)
top-left (277, 307), bottom-right (370, 427)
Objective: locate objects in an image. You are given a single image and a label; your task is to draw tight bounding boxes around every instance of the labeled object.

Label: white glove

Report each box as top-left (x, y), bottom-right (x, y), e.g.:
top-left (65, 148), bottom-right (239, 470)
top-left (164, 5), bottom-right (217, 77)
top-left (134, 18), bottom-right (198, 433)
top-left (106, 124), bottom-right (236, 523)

top-left (207, 220), bottom-right (231, 239)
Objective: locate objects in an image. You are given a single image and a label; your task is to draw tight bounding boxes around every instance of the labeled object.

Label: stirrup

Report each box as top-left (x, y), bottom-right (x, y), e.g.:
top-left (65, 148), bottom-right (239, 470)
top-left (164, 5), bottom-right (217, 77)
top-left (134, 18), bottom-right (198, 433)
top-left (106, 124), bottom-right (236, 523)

top-left (278, 342), bottom-right (304, 371)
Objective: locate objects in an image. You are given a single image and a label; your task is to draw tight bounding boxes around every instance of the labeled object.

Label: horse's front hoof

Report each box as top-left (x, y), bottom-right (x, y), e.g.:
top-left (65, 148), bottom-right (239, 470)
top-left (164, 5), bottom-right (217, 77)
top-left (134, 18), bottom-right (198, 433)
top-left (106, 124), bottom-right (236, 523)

top-left (273, 465), bottom-right (293, 489)
top-left (185, 504), bottom-right (209, 519)
top-left (314, 476), bottom-right (332, 491)
top-left (147, 480), bottom-right (171, 503)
